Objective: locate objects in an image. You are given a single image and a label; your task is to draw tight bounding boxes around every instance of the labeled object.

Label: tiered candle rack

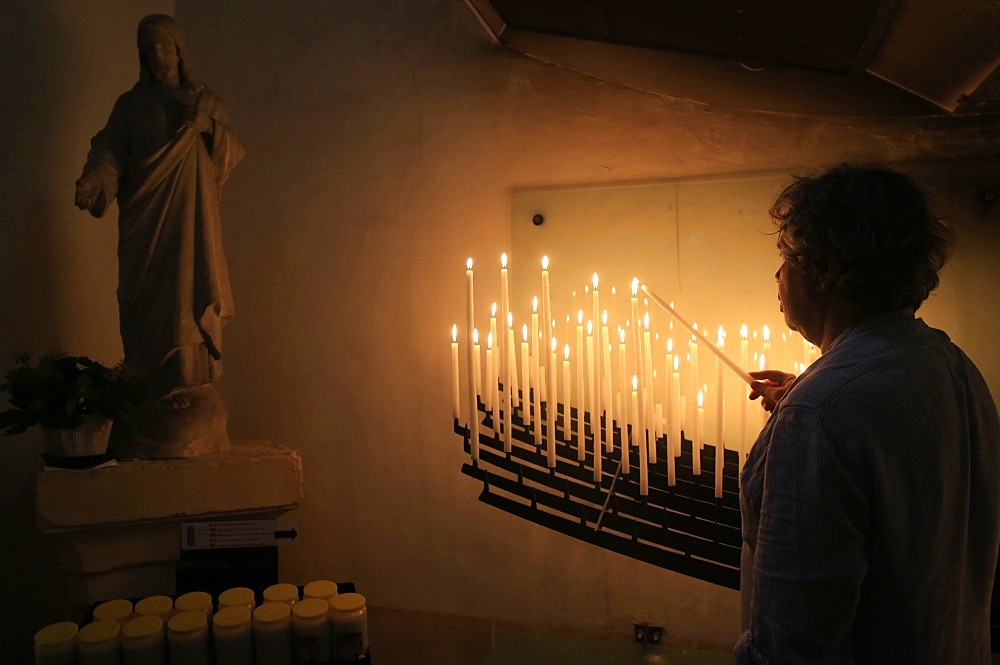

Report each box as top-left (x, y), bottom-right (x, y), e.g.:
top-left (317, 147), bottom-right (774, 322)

top-left (456, 394), bottom-right (742, 590)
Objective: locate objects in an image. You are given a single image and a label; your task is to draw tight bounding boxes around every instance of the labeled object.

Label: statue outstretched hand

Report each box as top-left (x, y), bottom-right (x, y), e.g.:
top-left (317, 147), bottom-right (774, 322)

top-left (74, 173), bottom-right (102, 212)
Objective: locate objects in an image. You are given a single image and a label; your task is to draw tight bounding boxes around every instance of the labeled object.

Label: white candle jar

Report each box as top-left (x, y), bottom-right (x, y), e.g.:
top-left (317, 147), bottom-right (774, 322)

top-left (218, 586), bottom-right (256, 612)
top-left (77, 619), bottom-right (122, 665)
top-left (173, 591), bottom-right (213, 622)
top-left (253, 602), bottom-right (292, 665)
top-left (34, 621), bottom-right (78, 665)
top-left (166, 610), bottom-right (209, 665)
top-left (133, 596), bottom-right (173, 622)
top-left (263, 582), bottom-right (299, 608)
top-left (291, 598), bottom-right (330, 664)
top-left (92, 599), bottom-right (134, 626)
top-left (121, 615), bottom-right (165, 665)
top-left (302, 579), bottom-right (339, 604)
top-left (213, 605), bottom-right (253, 665)
top-left (329, 592), bottom-right (368, 660)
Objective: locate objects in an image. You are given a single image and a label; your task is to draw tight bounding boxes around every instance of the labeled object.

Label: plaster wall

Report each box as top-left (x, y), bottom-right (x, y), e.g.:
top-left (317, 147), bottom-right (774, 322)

top-left (1, 0), bottom-right (998, 659)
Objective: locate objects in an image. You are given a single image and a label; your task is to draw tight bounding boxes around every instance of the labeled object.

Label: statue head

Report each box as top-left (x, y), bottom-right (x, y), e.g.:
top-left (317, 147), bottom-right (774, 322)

top-left (136, 14), bottom-right (202, 90)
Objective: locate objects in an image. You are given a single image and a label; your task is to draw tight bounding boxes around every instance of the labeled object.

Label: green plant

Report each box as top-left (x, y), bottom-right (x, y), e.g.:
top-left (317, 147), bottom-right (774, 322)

top-left (0, 351), bottom-right (147, 435)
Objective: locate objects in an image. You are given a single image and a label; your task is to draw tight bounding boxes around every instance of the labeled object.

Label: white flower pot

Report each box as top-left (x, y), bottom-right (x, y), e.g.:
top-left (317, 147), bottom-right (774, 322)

top-left (42, 415), bottom-right (113, 458)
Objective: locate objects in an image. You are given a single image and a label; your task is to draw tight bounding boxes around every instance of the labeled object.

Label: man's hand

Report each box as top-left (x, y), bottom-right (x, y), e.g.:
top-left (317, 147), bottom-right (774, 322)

top-left (749, 369), bottom-right (797, 412)
top-left (74, 174), bottom-right (102, 212)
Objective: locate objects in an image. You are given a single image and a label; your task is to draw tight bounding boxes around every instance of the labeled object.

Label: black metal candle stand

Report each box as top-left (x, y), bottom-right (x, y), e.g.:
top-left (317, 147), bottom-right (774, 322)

top-left (455, 392), bottom-right (742, 589)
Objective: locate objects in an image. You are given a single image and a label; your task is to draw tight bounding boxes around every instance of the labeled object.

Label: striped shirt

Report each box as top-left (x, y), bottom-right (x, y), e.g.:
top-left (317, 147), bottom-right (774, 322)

top-left (736, 312), bottom-right (1000, 664)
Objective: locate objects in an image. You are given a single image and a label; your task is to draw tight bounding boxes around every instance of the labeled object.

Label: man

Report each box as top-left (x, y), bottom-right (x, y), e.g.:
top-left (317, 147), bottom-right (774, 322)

top-left (75, 14), bottom-right (244, 457)
top-left (736, 164), bottom-right (1000, 663)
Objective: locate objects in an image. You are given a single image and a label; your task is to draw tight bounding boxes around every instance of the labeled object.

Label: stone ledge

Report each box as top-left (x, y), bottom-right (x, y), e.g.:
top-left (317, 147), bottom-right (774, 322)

top-left (36, 437), bottom-right (303, 532)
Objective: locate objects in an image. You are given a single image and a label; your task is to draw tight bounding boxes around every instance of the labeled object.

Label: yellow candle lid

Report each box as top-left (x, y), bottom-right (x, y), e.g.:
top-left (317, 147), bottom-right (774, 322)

top-left (174, 591), bottom-right (213, 613)
top-left (168, 610), bottom-right (207, 634)
top-left (218, 586), bottom-right (256, 608)
top-left (262, 583), bottom-right (299, 604)
top-left (303, 579), bottom-right (339, 600)
top-left (292, 598), bottom-right (329, 620)
top-left (329, 593), bottom-right (366, 613)
top-left (122, 615), bottom-right (163, 640)
top-left (92, 598), bottom-right (133, 622)
top-left (77, 619), bottom-right (121, 645)
top-left (253, 602), bottom-right (291, 624)
top-left (34, 622), bottom-right (78, 648)
top-left (134, 594), bottom-right (173, 617)
top-left (213, 605), bottom-right (252, 630)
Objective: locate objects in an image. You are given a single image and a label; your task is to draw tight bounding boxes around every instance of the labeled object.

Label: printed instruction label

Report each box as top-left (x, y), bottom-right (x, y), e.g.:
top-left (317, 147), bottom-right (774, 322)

top-left (181, 519), bottom-right (299, 550)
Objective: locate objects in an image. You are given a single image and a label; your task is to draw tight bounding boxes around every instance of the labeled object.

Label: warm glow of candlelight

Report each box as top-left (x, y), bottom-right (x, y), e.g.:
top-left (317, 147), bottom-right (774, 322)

top-left (587, 320), bottom-right (593, 335)
top-left (473, 328), bottom-right (479, 344)
top-left (667, 337), bottom-right (673, 353)
top-left (491, 302), bottom-right (497, 317)
top-left (542, 255), bottom-right (549, 270)
top-left (532, 296), bottom-right (538, 312)
top-left (620, 328), bottom-right (626, 344)
top-left (631, 277), bottom-right (639, 297)
top-left (602, 310), bottom-right (608, 326)
top-left (507, 312), bottom-right (513, 328)
top-left (577, 309), bottom-right (583, 325)
top-left (522, 324), bottom-right (528, 342)
top-left (452, 324), bottom-right (457, 342)
top-left (632, 374), bottom-right (638, 391)
top-left (552, 337), bottom-right (557, 353)
top-left (644, 312), bottom-right (650, 331)
top-left (501, 252), bottom-right (507, 269)
top-left (763, 325), bottom-right (771, 342)
top-left (467, 258), bottom-right (473, 270)
top-left (564, 344), bottom-right (570, 360)
top-left (487, 331), bottom-right (492, 349)
top-left (593, 272), bottom-right (599, 290)
top-left (718, 326), bottom-right (725, 346)
top-left (741, 324), bottom-right (748, 340)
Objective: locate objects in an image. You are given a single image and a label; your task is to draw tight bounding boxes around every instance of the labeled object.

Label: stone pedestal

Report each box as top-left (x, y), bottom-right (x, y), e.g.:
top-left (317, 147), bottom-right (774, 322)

top-left (35, 437), bottom-right (303, 606)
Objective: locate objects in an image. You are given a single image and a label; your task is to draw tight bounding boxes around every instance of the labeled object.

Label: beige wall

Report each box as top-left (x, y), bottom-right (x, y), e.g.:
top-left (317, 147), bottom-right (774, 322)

top-left (2, 0), bottom-right (998, 657)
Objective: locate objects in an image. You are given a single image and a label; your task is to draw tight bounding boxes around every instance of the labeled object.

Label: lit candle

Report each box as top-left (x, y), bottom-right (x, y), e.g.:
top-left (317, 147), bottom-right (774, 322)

top-left (617, 328), bottom-right (627, 453)
top-left (586, 320), bottom-right (596, 446)
top-left (541, 256), bottom-right (553, 405)
top-left (451, 324), bottom-right (460, 420)
top-left (465, 258), bottom-right (479, 462)
top-left (642, 313), bottom-right (655, 465)
top-left (694, 389), bottom-right (704, 475)
top-left (665, 338), bottom-right (675, 458)
top-left (548, 337), bottom-right (557, 468)
top-left (663, 400), bottom-right (675, 486)
top-left (500, 255), bottom-right (513, 447)
top-left (562, 344), bottom-right (571, 439)
top-left (507, 312), bottom-right (520, 410)
top-left (690, 329), bottom-right (699, 431)
top-left (591, 274), bottom-right (602, 451)
top-left (740, 324), bottom-right (749, 467)
top-left (530, 296), bottom-right (539, 401)
top-left (575, 310), bottom-right (585, 460)
top-left (488, 303), bottom-right (497, 411)
top-left (521, 324), bottom-right (530, 425)
top-left (601, 310), bottom-right (613, 453)
top-left (671, 355), bottom-right (681, 469)
top-left (473, 328), bottom-right (482, 401)
top-left (641, 285), bottom-right (754, 385)
top-left (716, 326), bottom-right (725, 448)
top-left (488, 332), bottom-right (499, 438)
top-left (634, 375), bottom-right (647, 495)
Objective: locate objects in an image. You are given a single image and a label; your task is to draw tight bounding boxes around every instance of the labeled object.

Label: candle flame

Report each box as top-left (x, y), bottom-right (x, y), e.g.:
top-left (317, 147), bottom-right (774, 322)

top-left (587, 320), bottom-right (593, 335)
top-left (452, 324), bottom-right (457, 342)
top-left (522, 324), bottom-right (528, 342)
top-left (467, 258), bottom-right (473, 270)
top-left (473, 328), bottom-right (479, 344)
top-left (644, 312), bottom-right (650, 330)
top-left (631, 277), bottom-right (639, 297)
top-left (763, 325), bottom-right (771, 342)
top-left (564, 344), bottom-right (570, 360)
top-left (611, 286), bottom-right (617, 296)
top-left (552, 337), bottom-right (557, 352)
top-left (632, 374), bottom-right (638, 390)
top-left (487, 331), bottom-right (493, 348)
top-left (741, 323), bottom-right (748, 339)
top-left (698, 390), bottom-right (704, 408)
top-left (577, 309), bottom-right (583, 324)
top-left (674, 355), bottom-right (679, 371)
top-left (602, 310), bottom-right (608, 325)
top-left (507, 312), bottom-right (513, 328)
top-left (718, 326), bottom-right (725, 346)
top-left (667, 337), bottom-right (673, 353)
top-left (532, 296), bottom-right (538, 312)
top-left (620, 328), bottom-right (626, 344)
top-left (759, 354), bottom-right (766, 371)
top-left (592, 272), bottom-right (599, 289)
top-left (491, 302), bottom-right (497, 317)
top-left (542, 255), bottom-right (549, 270)
top-left (501, 252), bottom-right (507, 269)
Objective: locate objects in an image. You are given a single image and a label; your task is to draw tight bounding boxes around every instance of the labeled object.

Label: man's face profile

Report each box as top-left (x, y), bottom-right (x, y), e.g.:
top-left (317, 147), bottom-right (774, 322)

top-left (141, 24), bottom-right (179, 88)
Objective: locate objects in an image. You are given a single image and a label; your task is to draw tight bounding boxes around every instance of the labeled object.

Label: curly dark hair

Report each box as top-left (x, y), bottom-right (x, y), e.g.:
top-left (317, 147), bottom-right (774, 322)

top-left (770, 163), bottom-right (954, 313)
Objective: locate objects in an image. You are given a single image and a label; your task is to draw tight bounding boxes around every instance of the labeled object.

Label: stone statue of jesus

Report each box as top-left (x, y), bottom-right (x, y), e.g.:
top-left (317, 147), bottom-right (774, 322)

top-left (75, 14), bottom-right (245, 458)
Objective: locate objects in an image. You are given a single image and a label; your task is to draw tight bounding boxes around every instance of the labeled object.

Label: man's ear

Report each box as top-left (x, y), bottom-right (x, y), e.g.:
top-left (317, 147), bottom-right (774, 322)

top-left (812, 260), bottom-right (840, 295)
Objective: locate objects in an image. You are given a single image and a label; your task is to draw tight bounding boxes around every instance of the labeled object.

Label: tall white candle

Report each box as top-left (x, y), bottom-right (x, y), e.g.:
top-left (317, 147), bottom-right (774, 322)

top-left (740, 324), bottom-right (749, 467)
top-left (562, 344), bottom-right (571, 439)
top-left (671, 355), bottom-right (681, 469)
top-left (716, 326), bottom-right (725, 447)
top-left (586, 321), bottom-right (596, 445)
top-left (500, 255), bottom-right (513, 446)
top-left (575, 310), bottom-right (585, 460)
top-left (635, 375), bottom-right (647, 495)
top-left (531, 301), bottom-right (542, 449)
top-left (694, 389), bottom-right (704, 475)
top-left (591, 274), bottom-right (602, 450)
top-left (541, 256), bottom-right (553, 405)
top-left (465, 259), bottom-right (479, 461)
top-left (521, 324), bottom-right (530, 426)
top-left (663, 401), bottom-right (675, 486)
top-left (690, 330), bottom-right (699, 432)
top-left (473, 328), bottom-right (481, 401)
top-left (547, 337), bottom-right (557, 468)
top-left (488, 332), bottom-right (499, 438)
top-left (665, 338), bottom-right (675, 458)
top-left (601, 311), bottom-right (613, 453)
top-left (642, 313), bottom-right (655, 465)
top-left (506, 313), bottom-right (519, 409)
top-left (488, 303), bottom-right (497, 410)
top-left (451, 325), bottom-right (460, 420)
top-left (617, 328), bottom-right (627, 455)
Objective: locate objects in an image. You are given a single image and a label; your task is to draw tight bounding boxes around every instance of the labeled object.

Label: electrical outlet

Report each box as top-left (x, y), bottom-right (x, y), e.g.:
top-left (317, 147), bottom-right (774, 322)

top-left (634, 622), bottom-right (664, 645)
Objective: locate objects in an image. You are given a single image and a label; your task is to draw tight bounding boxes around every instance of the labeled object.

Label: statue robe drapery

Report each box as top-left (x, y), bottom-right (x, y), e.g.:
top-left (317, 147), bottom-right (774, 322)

top-left (83, 85), bottom-right (244, 395)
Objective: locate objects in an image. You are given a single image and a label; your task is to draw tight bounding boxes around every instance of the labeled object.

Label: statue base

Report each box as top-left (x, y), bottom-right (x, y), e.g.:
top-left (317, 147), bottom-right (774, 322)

top-left (109, 383), bottom-right (231, 460)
